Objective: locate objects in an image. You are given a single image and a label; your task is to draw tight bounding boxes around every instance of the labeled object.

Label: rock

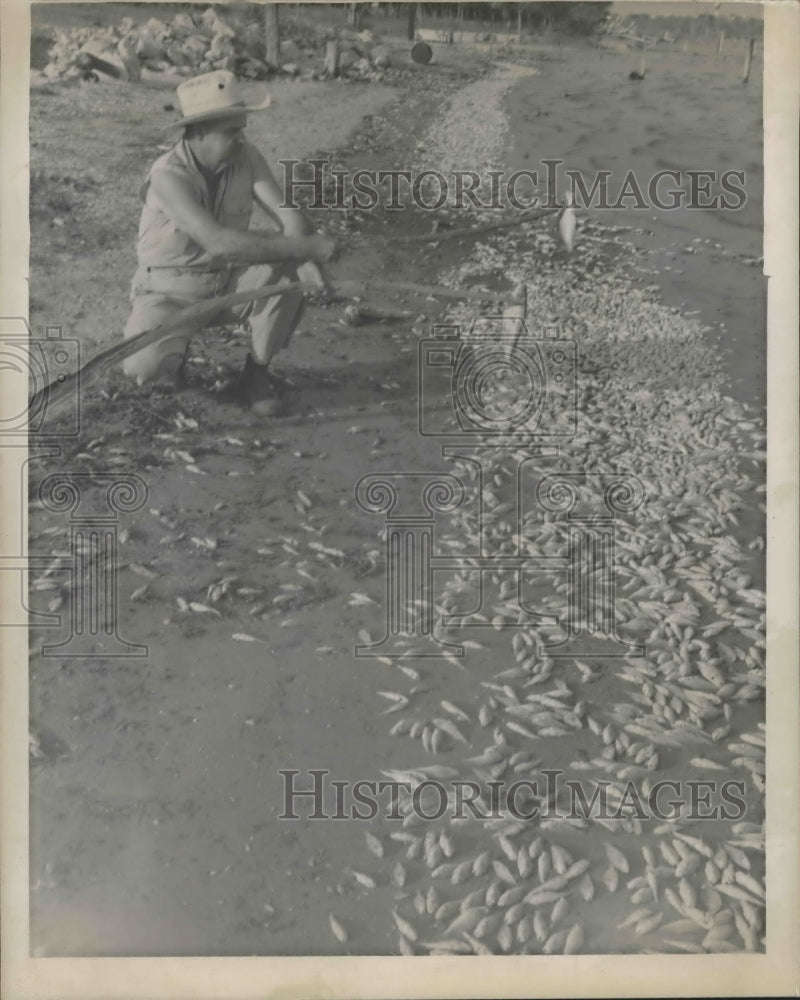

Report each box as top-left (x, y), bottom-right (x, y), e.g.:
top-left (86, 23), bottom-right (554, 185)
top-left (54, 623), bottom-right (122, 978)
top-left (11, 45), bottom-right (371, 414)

top-left (199, 7), bottom-right (221, 31)
top-left (166, 43), bottom-right (192, 67)
top-left (280, 38), bottom-right (301, 61)
top-left (143, 17), bottom-right (169, 36)
top-left (241, 34), bottom-right (266, 59)
top-left (77, 43), bottom-right (128, 79)
top-left (184, 36), bottom-right (208, 55)
top-left (208, 32), bottom-right (236, 60)
top-left (237, 57), bottom-right (271, 80)
top-left (136, 36), bottom-right (166, 60)
top-left (281, 62), bottom-right (300, 77)
top-left (338, 47), bottom-right (359, 72)
top-left (371, 44), bottom-right (390, 69)
top-left (213, 54), bottom-right (238, 71)
top-left (171, 13), bottom-right (197, 36)
top-left (136, 18), bottom-right (169, 59)
top-left (116, 38), bottom-right (141, 81)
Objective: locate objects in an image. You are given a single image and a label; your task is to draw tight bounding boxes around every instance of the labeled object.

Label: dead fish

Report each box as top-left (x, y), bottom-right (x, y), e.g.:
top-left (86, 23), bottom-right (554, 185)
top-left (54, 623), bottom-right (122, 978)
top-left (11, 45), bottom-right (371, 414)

top-left (434, 717), bottom-right (468, 744)
top-left (497, 885), bottom-right (526, 908)
top-left (734, 871), bottom-right (765, 900)
top-left (492, 860), bottom-right (517, 886)
top-left (365, 832), bottom-right (384, 858)
top-left (604, 842), bottom-right (629, 873)
top-left (602, 865), bottom-right (619, 893)
top-left (350, 870), bottom-right (377, 889)
top-left (441, 699), bottom-right (470, 722)
top-left (188, 602), bottom-right (221, 616)
top-left (497, 834), bottom-right (518, 863)
top-left (543, 929), bottom-right (567, 955)
top-left (393, 911), bottom-right (418, 941)
top-left (523, 890), bottom-right (563, 907)
top-left (563, 858), bottom-right (590, 881)
top-left (634, 912), bottom-right (664, 936)
top-left (678, 879), bottom-right (698, 909)
top-left (231, 632), bottom-right (266, 644)
top-left (550, 896), bottom-right (569, 927)
top-left (533, 911), bottom-right (549, 942)
top-left (550, 843), bottom-right (572, 875)
top-left (563, 923), bottom-right (585, 954)
top-left (329, 914), bottom-right (348, 943)
top-left (349, 592), bottom-right (378, 606)
top-left (472, 851), bottom-right (491, 877)
top-left (674, 832), bottom-right (714, 858)
top-left (558, 191), bottom-right (576, 253)
top-left (462, 931), bottom-right (492, 955)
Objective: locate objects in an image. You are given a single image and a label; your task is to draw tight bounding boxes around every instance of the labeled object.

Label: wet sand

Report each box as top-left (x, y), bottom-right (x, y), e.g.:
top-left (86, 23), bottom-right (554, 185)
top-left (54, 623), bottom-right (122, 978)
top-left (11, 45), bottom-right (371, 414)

top-left (504, 38), bottom-right (765, 406)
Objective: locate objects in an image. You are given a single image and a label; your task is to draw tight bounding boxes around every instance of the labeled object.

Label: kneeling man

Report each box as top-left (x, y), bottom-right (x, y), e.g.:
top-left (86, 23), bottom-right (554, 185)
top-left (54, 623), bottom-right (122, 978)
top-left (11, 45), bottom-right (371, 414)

top-left (122, 70), bottom-right (335, 413)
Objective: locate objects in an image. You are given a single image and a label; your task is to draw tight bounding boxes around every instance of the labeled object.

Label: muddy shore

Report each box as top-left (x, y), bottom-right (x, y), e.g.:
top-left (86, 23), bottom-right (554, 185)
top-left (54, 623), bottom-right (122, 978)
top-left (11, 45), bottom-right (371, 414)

top-left (28, 23), bottom-right (765, 958)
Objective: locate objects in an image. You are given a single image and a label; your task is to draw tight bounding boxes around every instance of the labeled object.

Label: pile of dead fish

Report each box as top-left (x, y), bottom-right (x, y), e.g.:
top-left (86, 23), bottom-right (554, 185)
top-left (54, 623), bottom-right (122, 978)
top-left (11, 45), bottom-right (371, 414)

top-left (326, 68), bottom-right (766, 956)
top-left (329, 225), bottom-right (766, 957)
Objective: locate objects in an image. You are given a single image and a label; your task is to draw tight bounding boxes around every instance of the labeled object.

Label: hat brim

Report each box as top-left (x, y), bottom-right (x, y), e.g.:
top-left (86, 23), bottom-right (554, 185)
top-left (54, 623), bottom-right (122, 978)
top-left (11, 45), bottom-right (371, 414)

top-left (163, 94), bottom-right (272, 130)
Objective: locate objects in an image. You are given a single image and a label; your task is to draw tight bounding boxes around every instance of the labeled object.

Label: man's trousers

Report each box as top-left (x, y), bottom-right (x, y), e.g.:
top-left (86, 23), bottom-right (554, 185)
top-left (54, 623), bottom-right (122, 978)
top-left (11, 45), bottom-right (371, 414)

top-left (121, 262), bottom-right (305, 383)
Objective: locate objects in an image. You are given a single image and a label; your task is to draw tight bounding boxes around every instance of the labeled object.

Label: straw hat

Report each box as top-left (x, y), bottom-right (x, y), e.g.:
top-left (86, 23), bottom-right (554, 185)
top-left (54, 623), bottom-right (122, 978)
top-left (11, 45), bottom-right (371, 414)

top-left (165, 70), bottom-right (271, 129)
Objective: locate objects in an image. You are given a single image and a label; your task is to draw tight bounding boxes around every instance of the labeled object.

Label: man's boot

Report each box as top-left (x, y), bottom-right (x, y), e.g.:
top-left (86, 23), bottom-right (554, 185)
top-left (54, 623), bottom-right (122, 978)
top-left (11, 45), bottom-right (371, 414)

top-left (239, 353), bottom-right (286, 416)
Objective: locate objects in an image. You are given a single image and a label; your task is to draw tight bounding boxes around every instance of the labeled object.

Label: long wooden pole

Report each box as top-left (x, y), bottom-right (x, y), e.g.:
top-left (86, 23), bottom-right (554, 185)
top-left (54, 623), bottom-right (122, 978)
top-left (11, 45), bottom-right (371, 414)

top-left (361, 206), bottom-right (560, 248)
top-left (30, 277), bottom-right (522, 422)
top-left (29, 281), bottom-right (303, 420)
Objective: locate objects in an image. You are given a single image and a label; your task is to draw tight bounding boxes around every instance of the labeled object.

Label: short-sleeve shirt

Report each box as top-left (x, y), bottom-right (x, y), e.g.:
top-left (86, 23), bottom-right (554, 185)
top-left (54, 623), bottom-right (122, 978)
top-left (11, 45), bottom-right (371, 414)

top-left (135, 138), bottom-right (259, 269)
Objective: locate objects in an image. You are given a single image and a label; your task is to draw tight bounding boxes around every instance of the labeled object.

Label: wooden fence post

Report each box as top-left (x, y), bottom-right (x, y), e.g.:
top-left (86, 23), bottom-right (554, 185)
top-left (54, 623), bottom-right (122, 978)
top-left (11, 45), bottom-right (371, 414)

top-left (264, 3), bottom-right (280, 68)
top-left (742, 37), bottom-right (755, 84)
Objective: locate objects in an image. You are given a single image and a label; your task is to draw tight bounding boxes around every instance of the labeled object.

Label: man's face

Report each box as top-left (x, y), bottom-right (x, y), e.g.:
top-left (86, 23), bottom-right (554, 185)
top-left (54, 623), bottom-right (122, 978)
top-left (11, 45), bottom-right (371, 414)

top-left (196, 114), bottom-right (247, 168)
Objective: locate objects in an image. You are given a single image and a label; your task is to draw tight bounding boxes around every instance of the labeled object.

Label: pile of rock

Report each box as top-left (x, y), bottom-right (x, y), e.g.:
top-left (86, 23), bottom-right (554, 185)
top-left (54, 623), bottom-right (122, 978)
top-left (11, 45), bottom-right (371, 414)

top-left (37, 8), bottom-right (393, 85)
top-left (41, 8), bottom-right (290, 83)
top-left (333, 28), bottom-right (392, 81)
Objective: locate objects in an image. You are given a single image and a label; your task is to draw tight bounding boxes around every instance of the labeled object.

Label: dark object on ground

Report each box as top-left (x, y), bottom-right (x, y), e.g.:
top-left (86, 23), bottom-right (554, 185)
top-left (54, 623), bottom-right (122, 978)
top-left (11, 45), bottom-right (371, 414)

top-left (237, 352), bottom-right (286, 415)
top-left (75, 50), bottom-right (123, 79)
top-left (411, 42), bottom-right (433, 65)
top-left (629, 69), bottom-right (645, 80)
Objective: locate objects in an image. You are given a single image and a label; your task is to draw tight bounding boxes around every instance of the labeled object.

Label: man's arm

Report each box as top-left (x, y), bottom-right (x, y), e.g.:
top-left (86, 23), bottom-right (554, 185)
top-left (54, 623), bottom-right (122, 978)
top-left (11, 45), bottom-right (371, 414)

top-left (251, 148), bottom-right (331, 287)
top-left (149, 169), bottom-right (334, 265)
top-left (251, 147), bottom-right (308, 237)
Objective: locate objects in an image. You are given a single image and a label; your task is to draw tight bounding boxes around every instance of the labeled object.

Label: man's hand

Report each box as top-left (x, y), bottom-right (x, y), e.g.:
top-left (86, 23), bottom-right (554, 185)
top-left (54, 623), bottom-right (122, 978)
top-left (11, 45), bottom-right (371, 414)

top-left (296, 260), bottom-right (328, 290)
